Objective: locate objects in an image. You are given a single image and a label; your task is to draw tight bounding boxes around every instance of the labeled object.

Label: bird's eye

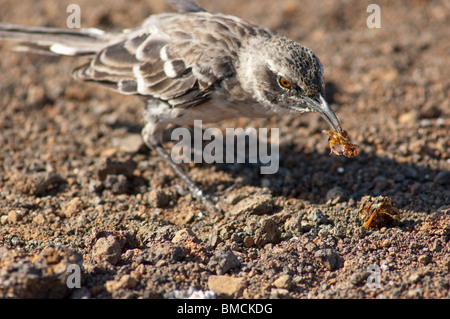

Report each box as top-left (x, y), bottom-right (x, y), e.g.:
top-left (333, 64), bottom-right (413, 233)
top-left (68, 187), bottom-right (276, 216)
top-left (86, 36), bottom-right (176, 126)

top-left (279, 78), bottom-right (291, 89)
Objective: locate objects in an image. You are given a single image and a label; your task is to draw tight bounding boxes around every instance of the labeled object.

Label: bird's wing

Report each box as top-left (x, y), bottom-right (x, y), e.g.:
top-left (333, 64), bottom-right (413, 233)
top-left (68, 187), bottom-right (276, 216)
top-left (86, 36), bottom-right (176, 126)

top-left (74, 13), bottom-right (251, 109)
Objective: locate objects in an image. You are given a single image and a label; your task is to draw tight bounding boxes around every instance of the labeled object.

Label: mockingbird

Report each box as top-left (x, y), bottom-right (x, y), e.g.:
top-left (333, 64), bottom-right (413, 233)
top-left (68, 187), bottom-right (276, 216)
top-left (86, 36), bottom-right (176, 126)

top-left (0, 0), bottom-right (344, 212)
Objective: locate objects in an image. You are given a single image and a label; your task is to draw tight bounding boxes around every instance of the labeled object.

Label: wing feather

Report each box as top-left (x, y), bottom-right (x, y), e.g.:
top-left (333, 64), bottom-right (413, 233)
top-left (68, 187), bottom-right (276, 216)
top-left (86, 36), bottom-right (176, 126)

top-left (73, 12), bottom-right (254, 107)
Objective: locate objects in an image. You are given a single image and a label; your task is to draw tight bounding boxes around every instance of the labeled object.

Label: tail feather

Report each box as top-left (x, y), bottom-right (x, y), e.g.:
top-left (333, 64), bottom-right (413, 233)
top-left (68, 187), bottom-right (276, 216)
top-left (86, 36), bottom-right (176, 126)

top-left (0, 23), bottom-right (111, 56)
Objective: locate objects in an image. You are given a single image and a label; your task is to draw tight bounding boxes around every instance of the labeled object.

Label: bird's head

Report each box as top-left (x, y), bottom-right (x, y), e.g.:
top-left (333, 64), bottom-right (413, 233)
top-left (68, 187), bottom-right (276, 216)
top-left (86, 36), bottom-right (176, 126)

top-left (238, 35), bottom-right (343, 133)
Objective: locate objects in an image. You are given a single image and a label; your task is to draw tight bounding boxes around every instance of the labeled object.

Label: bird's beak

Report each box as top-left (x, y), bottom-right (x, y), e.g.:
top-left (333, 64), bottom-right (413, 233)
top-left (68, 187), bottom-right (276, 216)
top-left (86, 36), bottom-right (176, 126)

top-left (303, 94), bottom-right (343, 134)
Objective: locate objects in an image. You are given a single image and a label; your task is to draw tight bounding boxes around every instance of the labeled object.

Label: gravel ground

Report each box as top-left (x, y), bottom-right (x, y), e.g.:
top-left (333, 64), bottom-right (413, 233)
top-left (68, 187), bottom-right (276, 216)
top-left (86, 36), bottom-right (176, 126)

top-left (0, 0), bottom-right (449, 299)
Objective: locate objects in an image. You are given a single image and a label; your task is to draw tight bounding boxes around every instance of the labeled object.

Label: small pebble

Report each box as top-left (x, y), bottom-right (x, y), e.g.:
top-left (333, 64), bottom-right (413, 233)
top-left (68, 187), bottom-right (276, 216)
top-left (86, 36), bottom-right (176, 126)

top-left (418, 254), bottom-right (430, 265)
top-left (273, 275), bottom-right (293, 290)
top-left (230, 194), bottom-right (274, 215)
top-left (105, 274), bottom-right (137, 293)
top-left (8, 210), bottom-right (22, 223)
top-left (315, 248), bottom-right (341, 271)
top-left (92, 235), bottom-right (123, 265)
top-left (308, 208), bottom-right (327, 225)
top-left (208, 275), bottom-right (245, 298)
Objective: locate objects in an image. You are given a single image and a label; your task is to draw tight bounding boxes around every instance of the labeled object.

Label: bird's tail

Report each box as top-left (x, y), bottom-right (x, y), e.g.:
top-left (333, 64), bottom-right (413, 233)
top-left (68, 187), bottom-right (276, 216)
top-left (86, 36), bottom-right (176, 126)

top-left (0, 22), bottom-right (114, 56)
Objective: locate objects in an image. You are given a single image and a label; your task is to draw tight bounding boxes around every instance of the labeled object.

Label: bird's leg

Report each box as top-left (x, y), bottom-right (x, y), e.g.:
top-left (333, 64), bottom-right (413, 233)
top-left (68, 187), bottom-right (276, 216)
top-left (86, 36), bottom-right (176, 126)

top-left (142, 123), bottom-right (220, 213)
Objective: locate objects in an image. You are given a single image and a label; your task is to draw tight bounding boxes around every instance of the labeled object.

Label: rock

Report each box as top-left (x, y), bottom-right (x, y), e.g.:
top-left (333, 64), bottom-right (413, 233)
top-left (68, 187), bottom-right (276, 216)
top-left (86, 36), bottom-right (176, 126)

top-left (243, 236), bottom-right (254, 247)
top-left (33, 214), bottom-right (46, 225)
top-left (97, 159), bottom-right (136, 181)
top-left (88, 179), bottom-right (104, 193)
top-left (148, 225), bottom-right (179, 242)
top-left (354, 226), bottom-right (367, 239)
top-left (13, 172), bottom-right (66, 196)
top-left (105, 274), bottom-right (137, 293)
top-left (254, 218), bottom-right (281, 247)
top-left (171, 228), bottom-right (199, 244)
top-left (208, 275), bottom-right (245, 298)
top-left (419, 105), bottom-right (442, 119)
top-left (171, 228), bottom-right (207, 262)
top-left (273, 275), bottom-right (293, 290)
top-left (305, 242), bottom-right (318, 253)
top-left (227, 193), bottom-right (245, 205)
top-left (269, 288), bottom-right (290, 299)
top-left (434, 171), bottom-right (450, 185)
top-left (26, 85), bottom-right (48, 107)
top-left (207, 228), bottom-right (222, 248)
top-left (432, 239), bottom-right (443, 252)
top-left (0, 246), bottom-right (82, 298)
top-left (349, 271), bottom-right (369, 287)
top-left (406, 287), bottom-right (423, 298)
top-left (307, 208), bottom-right (327, 224)
top-left (315, 248), bottom-right (341, 271)
top-left (104, 175), bottom-right (131, 194)
top-left (148, 189), bottom-right (171, 208)
top-left (208, 246), bottom-right (241, 275)
top-left (92, 235), bottom-right (123, 265)
top-left (445, 258), bottom-right (450, 272)
top-left (112, 175), bottom-right (131, 194)
top-left (398, 110), bottom-right (418, 124)
top-left (88, 230), bottom-right (138, 265)
top-left (112, 134), bottom-right (143, 153)
top-left (154, 243), bottom-right (186, 263)
top-left (61, 197), bottom-right (84, 218)
top-left (137, 242), bottom-right (186, 265)
top-left (230, 194), bottom-right (274, 215)
top-left (7, 210), bottom-right (22, 223)
top-left (418, 254), bottom-right (430, 265)
top-left (408, 272), bottom-right (422, 284)
top-left (284, 213), bottom-right (302, 233)
top-left (326, 187), bottom-right (347, 203)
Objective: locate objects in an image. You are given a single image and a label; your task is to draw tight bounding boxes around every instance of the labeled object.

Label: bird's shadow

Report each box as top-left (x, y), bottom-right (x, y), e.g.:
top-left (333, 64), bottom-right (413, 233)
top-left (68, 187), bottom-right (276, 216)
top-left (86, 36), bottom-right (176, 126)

top-left (113, 121), bottom-right (448, 216)
top-left (106, 81), bottom-right (448, 216)
top-left (208, 137), bottom-right (448, 216)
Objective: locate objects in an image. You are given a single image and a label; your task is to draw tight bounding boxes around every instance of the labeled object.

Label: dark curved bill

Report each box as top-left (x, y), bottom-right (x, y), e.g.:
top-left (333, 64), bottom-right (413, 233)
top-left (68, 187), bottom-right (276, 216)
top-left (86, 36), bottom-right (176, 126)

top-left (304, 94), bottom-right (343, 133)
